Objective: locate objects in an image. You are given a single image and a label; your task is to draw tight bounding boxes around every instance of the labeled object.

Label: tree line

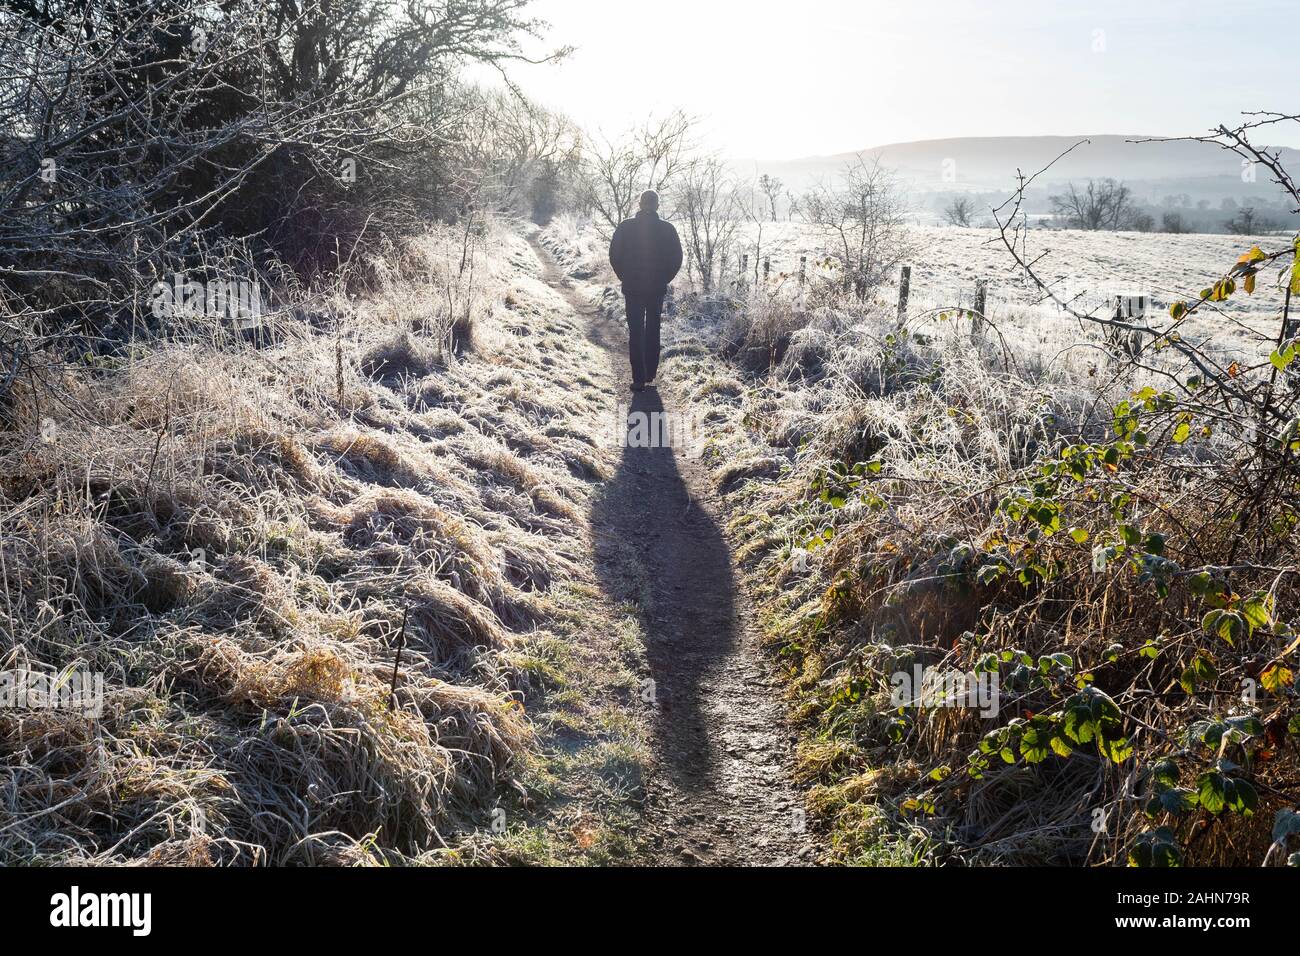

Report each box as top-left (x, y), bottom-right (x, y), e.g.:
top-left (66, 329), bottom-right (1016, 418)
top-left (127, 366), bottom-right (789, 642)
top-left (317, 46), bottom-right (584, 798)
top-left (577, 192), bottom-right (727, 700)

top-left (942, 180), bottom-right (1291, 234)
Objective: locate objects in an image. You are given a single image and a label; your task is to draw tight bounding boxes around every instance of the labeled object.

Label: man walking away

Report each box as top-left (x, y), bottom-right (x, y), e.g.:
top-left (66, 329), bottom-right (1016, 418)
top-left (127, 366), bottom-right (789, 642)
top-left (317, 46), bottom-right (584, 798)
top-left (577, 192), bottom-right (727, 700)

top-left (608, 190), bottom-right (683, 392)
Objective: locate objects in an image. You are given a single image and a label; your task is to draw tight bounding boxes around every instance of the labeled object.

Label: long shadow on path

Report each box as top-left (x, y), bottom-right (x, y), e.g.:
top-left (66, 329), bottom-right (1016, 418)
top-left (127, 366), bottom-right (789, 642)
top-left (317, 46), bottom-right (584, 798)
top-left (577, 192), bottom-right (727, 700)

top-left (530, 235), bottom-right (815, 863)
top-left (590, 388), bottom-right (739, 796)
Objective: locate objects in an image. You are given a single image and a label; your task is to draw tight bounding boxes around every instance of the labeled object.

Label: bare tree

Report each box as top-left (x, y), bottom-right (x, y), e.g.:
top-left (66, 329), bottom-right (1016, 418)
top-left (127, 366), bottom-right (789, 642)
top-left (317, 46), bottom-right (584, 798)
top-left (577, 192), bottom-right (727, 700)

top-left (580, 111), bottom-right (695, 230)
top-left (1048, 179), bottom-right (1136, 230)
top-left (757, 173), bottom-right (784, 221)
top-left (1161, 212), bottom-right (1190, 234)
top-left (785, 189), bottom-right (801, 220)
top-left (942, 196), bottom-right (976, 227)
top-left (800, 156), bottom-right (912, 298)
top-left (448, 85), bottom-right (583, 217)
top-left (1225, 205), bottom-right (1275, 234)
top-left (678, 157), bottom-right (741, 294)
top-left (0, 0), bottom-right (564, 330)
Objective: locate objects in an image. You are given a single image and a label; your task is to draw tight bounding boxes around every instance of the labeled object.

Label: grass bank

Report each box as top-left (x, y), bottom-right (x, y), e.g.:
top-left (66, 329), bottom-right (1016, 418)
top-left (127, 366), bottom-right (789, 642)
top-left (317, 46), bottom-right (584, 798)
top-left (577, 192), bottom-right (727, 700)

top-left (545, 214), bottom-right (1300, 867)
top-left (1, 219), bottom-right (651, 865)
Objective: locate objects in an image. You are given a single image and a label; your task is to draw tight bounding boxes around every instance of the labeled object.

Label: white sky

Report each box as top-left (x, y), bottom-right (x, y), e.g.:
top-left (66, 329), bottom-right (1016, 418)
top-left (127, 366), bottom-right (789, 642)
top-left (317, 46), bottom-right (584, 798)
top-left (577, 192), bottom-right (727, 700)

top-left (491, 0), bottom-right (1298, 159)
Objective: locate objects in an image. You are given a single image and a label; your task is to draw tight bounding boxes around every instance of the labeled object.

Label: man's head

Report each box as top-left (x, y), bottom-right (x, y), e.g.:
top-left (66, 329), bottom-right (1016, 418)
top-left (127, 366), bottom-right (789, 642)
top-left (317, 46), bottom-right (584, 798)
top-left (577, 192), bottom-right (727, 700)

top-left (639, 190), bottom-right (659, 213)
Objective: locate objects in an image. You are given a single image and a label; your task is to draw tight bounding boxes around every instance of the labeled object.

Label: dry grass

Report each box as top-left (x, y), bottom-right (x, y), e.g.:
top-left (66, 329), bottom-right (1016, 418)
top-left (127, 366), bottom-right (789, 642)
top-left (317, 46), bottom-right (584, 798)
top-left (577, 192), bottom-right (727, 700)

top-left (663, 287), bottom-right (1300, 865)
top-left (0, 219), bottom-right (648, 865)
top-left (540, 214), bottom-right (1300, 868)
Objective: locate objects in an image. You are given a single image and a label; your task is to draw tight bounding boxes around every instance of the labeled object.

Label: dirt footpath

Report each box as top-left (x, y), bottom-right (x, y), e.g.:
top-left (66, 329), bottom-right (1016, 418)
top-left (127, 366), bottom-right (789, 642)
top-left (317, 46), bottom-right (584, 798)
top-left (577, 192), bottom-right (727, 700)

top-left (529, 235), bottom-right (820, 866)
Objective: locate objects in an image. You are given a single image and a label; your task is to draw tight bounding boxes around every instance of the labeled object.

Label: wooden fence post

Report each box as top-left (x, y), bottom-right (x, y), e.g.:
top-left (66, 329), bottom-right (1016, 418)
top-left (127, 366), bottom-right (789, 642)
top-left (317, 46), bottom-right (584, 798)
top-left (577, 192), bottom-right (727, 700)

top-left (1110, 294), bottom-right (1150, 357)
top-left (763, 257), bottom-right (770, 282)
top-left (896, 265), bottom-right (911, 326)
top-left (971, 278), bottom-right (987, 337)
top-left (798, 256), bottom-right (806, 287)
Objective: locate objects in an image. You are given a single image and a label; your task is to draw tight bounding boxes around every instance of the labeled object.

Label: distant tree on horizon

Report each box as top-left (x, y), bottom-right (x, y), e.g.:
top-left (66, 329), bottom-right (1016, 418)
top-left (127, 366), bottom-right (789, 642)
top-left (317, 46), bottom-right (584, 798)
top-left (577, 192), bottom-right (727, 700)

top-left (1225, 205), bottom-right (1276, 234)
top-left (942, 196), bottom-right (976, 227)
top-left (758, 173), bottom-right (784, 221)
top-left (1049, 178), bottom-right (1136, 230)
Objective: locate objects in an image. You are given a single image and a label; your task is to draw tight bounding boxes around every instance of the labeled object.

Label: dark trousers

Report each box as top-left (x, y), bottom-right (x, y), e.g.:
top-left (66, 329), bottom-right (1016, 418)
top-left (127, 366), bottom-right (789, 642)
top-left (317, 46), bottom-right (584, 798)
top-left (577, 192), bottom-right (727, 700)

top-left (624, 291), bottom-right (664, 385)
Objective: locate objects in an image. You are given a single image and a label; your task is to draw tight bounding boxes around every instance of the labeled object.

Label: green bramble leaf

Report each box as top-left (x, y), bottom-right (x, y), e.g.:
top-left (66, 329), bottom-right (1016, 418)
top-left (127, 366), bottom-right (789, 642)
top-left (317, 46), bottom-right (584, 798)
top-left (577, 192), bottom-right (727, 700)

top-left (1224, 778), bottom-right (1258, 817)
top-left (1179, 653), bottom-right (1218, 694)
top-left (1202, 608), bottom-right (1245, 646)
top-left (1128, 827), bottom-right (1182, 867)
top-left (1240, 594), bottom-right (1272, 632)
top-left (1145, 787), bottom-right (1196, 817)
top-left (1150, 757), bottom-right (1180, 788)
top-left (1261, 663), bottom-right (1293, 694)
top-left (1100, 732), bottom-right (1134, 764)
top-left (1196, 770), bottom-right (1228, 813)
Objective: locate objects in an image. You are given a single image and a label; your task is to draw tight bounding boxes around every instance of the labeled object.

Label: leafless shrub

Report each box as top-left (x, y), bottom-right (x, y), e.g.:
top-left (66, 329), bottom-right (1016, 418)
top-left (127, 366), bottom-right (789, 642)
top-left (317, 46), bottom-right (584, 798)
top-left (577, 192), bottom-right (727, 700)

top-left (758, 173), bottom-right (784, 221)
top-left (0, 0), bottom-right (563, 342)
top-left (942, 196), bottom-right (977, 227)
top-left (800, 156), bottom-right (914, 299)
top-left (442, 84), bottom-right (585, 223)
top-left (678, 157), bottom-right (741, 294)
top-left (579, 110), bottom-right (696, 231)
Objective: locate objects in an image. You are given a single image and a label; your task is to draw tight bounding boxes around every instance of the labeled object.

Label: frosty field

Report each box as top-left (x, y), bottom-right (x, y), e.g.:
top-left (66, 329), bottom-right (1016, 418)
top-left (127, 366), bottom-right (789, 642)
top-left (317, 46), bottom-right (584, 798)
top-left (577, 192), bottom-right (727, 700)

top-left (725, 222), bottom-right (1292, 360)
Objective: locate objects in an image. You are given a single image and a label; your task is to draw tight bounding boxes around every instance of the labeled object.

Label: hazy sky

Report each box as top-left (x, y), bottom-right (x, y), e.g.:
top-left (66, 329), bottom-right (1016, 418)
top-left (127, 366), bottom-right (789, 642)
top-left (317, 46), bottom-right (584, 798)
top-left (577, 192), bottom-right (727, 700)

top-left (495, 0), bottom-right (1298, 159)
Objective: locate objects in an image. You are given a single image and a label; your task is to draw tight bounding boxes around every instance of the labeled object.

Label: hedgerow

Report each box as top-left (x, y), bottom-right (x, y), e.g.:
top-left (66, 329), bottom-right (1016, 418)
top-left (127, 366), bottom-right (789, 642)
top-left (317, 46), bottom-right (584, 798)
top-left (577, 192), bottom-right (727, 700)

top-left (651, 117), bottom-right (1300, 866)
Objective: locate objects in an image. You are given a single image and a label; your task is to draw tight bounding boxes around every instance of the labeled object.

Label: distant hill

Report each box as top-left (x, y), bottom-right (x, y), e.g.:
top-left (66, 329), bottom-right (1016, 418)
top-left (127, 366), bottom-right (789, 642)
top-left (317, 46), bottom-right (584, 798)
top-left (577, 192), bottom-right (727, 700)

top-left (744, 135), bottom-right (1300, 206)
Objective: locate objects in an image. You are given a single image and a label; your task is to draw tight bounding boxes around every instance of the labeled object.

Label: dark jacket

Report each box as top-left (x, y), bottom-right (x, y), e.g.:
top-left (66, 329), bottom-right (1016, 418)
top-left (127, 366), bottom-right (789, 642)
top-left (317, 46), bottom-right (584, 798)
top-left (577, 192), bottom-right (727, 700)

top-left (609, 210), bottom-right (683, 296)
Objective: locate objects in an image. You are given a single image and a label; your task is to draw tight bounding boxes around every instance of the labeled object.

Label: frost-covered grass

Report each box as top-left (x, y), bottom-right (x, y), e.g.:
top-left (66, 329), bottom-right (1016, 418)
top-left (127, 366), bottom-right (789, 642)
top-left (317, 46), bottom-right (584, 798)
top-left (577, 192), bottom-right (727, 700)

top-left (728, 222), bottom-right (1291, 359)
top-left (549, 216), bottom-right (1300, 868)
top-left (0, 219), bottom-right (649, 865)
